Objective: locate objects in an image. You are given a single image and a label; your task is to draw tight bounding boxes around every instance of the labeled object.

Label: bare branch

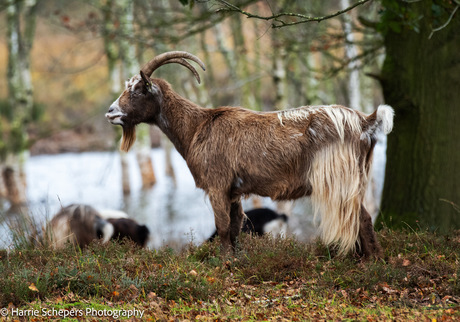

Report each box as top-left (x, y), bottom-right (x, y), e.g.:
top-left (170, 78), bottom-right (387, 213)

top-left (428, 4), bottom-right (459, 39)
top-left (216, 0), bottom-right (373, 28)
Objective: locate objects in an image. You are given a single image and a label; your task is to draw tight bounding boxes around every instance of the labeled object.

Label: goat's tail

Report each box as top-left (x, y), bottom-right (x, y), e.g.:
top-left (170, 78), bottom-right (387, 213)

top-left (309, 104), bottom-right (394, 255)
top-left (366, 104), bottom-right (394, 136)
top-left (310, 140), bottom-right (370, 255)
top-left (376, 104), bottom-right (394, 134)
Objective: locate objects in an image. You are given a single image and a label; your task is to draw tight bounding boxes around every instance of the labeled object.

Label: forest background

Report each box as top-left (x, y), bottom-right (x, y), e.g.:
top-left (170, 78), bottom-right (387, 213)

top-left (1, 1), bottom-right (460, 320)
top-left (0, 0), bottom-right (459, 234)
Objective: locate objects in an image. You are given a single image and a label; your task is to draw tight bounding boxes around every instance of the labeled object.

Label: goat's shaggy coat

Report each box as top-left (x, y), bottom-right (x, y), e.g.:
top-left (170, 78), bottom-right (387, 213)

top-left (105, 51), bottom-right (394, 258)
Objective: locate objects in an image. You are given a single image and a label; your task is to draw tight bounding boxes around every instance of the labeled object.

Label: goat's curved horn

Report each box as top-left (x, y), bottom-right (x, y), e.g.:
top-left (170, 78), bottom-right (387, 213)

top-left (141, 51), bottom-right (206, 83)
top-left (150, 58), bottom-right (202, 84)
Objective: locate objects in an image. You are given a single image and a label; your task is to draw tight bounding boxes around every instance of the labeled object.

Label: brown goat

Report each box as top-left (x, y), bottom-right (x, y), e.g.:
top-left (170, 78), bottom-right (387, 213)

top-left (105, 51), bottom-right (394, 258)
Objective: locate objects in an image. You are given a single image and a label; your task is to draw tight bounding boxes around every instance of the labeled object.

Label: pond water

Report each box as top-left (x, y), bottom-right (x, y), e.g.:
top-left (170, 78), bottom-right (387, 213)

top-left (0, 134), bottom-right (387, 250)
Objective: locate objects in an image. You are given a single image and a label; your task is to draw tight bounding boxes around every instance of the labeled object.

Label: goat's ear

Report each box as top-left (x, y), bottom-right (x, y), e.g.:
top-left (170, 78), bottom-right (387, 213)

top-left (140, 70), bottom-right (157, 94)
top-left (140, 70), bottom-right (149, 84)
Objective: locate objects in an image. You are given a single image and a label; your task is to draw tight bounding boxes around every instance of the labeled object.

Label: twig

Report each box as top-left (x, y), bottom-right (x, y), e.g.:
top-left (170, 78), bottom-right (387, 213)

top-left (439, 199), bottom-right (460, 213)
top-left (428, 4), bottom-right (459, 39)
top-left (216, 0), bottom-right (373, 28)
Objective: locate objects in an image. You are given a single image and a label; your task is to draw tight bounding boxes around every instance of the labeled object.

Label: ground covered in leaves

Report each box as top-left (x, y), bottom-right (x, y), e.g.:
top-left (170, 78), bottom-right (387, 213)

top-left (0, 229), bottom-right (459, 321)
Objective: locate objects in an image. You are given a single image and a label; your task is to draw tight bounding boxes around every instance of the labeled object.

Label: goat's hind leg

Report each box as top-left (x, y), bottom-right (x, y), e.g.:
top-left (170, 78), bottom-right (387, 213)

top-left (208, 191), bottom-right (232, 254)
top-left (357, 204), bottom-right (382, 259)
top-left (229, 199), bottom-right (245, 249)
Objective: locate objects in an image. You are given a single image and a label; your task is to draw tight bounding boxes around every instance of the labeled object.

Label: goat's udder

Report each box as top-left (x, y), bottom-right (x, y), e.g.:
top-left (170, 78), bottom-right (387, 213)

top-left (120, 125), bottom-right (137, 152)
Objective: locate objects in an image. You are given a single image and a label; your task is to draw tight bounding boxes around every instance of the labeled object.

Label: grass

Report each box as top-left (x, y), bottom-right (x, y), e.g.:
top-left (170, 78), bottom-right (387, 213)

top-left (0, 229), bottom-right (459, 320)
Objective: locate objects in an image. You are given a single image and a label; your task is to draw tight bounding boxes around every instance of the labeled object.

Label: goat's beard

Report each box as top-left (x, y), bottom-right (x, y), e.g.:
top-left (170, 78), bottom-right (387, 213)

top-left (120, 125), bottom-right (136, 152)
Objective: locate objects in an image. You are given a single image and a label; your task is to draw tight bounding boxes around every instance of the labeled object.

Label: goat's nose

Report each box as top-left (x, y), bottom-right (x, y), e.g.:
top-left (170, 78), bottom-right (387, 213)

top-left (108, 106), bottom-right (115, 113)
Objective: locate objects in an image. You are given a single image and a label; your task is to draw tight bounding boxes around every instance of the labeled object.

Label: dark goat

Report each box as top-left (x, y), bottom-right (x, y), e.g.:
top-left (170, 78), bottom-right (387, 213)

top-left (208, 208), bottom-right (288, 241)
top-left (105, 51), bottom-right (394, 258)
top-left (106, 217), bottom-right (150, 247)
top-left (48, 204), bottom-right (150, 248)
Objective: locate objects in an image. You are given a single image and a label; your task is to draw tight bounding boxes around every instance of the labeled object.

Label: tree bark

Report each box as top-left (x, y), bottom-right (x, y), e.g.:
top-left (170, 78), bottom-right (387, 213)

top-left (6, 0), bottom-right (37, 116)
top-left (340, 0), bottom-right (361, 110)
top-left (231, 14), bottom-right (256, 109)
top-left (199, 31), bottom-right (217, 107)
top-left (102, 0), bottom-right (157, 193)
top-left (2, 0), bottom-right (39, 207)
top-left (120, 152), bottom-right (130, 195)
top-left (379, 1), bottom-right (460, 232)
top-left (272, 39), bottom-right (288, 110)
top-left (163, 134), bottom-right (176, 187)
top-left (102, 0), bottom-right (131, 195)
top-left (119, 0), bottom-right (156, 190)
top-left (102, 0), bottom-right (121, 94)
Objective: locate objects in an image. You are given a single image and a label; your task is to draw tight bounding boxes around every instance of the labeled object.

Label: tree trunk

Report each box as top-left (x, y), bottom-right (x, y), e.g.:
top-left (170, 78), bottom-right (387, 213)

top-left (272, 40), bottom-right (288, 110)
top-left (163, 134), bottom-right (176, 186)
top-left (232, 14), bottom-right (256, 109)
top-left (102, 0), bottom-right (121, 94)
top-left (2, 0), bottom-right (39, 207)
top-left (199, 31), bottom-right (217, 107)
top-left (340, 0), bottom-right (361, 110)
top-left (119, 0), bottom-right (156, 190)
top-left (120, 152), bottom-right (130, 195)
top-left (118, 0), bottom-right (137, 77)
top-left (102, 0), bottom-right (131, 195)
top-left (6, 0), bottom-right (37, 115)
top-left (102, 0), bottom-right (157, 193)
top-left (135, 125), bottom-right (156, 189)
top-left (215, 23), bottom-right (237, 78)
top-left (252, 17), bottom-right (262, 111)
top-left (379, 1), bottom-right (460, 232)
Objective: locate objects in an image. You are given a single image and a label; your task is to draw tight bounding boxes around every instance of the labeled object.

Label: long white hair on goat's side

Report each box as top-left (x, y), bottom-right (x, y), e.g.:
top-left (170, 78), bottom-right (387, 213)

top-left (310, 140), bottom-right (370, 256)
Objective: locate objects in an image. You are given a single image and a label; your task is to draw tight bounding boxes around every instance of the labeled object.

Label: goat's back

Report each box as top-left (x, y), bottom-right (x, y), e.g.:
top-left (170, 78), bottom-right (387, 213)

top-left (48, 204), bottom-right (110, 249)
top-left (187, 105), bottom-right (373, 201)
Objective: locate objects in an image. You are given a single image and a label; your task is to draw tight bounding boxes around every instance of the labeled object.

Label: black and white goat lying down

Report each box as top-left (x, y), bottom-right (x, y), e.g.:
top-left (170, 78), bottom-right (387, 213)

top-left (208, 208), bottom-right (288, 242)
top-left (48, 204), bottom-right (150, 249)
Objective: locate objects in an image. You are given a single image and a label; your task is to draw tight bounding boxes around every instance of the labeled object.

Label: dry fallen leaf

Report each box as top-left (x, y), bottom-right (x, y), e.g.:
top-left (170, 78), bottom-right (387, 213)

top-left (28, 283), bottom-right (39, 292)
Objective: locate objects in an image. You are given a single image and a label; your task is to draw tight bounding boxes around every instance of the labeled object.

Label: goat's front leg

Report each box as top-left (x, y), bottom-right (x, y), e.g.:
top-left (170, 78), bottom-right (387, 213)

top-left (357, 204), bottom-right (383, 259)
top-left (229, 199), bottom-right (245, 248)
top-left (208, 191), bottom-right (232, 254)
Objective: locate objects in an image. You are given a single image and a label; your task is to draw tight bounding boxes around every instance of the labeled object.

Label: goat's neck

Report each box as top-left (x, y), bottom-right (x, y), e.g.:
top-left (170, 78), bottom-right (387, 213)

top-left (155, 79), bottom-right (207, 159)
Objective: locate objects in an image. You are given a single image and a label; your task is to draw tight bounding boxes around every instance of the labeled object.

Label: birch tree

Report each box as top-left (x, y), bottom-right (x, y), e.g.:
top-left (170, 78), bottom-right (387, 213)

top-left (340, 0), bottom-right (361, 110)
top-left (119, 0), bottom-right (156, 190)
top-left (1, 0), bottom-right (40, 208)
top-left (101, 0), bottom-right (156, 194)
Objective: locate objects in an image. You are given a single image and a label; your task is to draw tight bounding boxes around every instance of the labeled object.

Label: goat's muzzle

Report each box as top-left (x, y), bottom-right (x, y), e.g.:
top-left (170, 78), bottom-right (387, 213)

top-left (106, 101), bottom-right (136, 152)
top-left (105, 104), bottom-right (126, 126)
